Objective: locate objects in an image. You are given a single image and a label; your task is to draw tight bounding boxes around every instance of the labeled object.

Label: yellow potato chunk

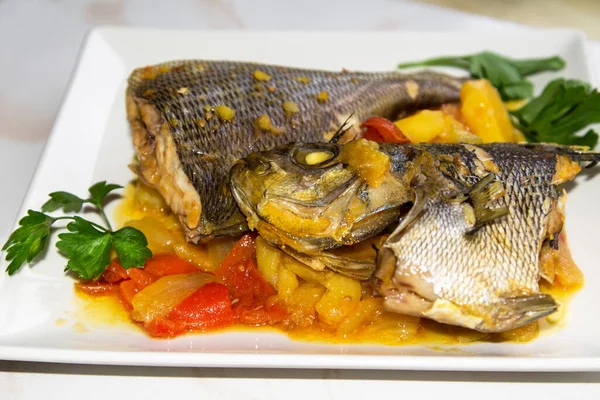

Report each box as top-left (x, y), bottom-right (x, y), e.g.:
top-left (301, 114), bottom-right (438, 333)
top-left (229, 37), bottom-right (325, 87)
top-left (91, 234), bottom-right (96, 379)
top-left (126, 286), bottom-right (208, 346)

top-left (431, 115), bottom-right (459, 143)
top-left (256, 236), bottom-right (282, 288)
top-left (496, 321), bottom-right (539, 342)
top-left (315, 274), bottom-right (362, 326)
top-left (336, 297), bottom-right (382, 335)
top-left (172, 241), bottom-right (210, 270)
top-left (172, 236), bottom-right (236, 273)
top-left (278, 265), bottom-right (299, 301)
top-left (460, 79), bottom-right (515, 143)
top-left (286, 282), bottom-right (326, 328)
top-left (362, 312), bottom-right (421, 343)
top-left (394, 110), bottom-right (446, 143)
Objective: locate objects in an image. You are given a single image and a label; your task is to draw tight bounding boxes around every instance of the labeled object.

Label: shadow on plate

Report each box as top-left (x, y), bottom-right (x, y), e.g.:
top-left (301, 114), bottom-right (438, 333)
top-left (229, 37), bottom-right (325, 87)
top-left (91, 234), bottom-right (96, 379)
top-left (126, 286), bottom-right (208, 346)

top-left (1, 361), bottom-right (599, 383)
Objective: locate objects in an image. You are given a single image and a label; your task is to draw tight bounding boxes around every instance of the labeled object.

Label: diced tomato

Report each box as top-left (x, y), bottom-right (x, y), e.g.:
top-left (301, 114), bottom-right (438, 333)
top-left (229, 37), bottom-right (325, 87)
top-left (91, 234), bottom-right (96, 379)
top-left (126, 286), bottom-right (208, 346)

top-left (126, 267), bottom-right (156, 287)
top-left (361, 117), bottom-right (409, 143)
top-left (102, 259), bottom-right (129, 283)
top-left (216, 235), bottom-right (275, 300)
top-left (215, 234), bottom-right (286, 325)
top-left (143, 282), bottom-right (234, 338)
top-left (143, 254), bottom-right (200, 277)
top-left (112, 254), bottom-right (201, 312)
top-left (234, 295), bottom-right (287, 325)
top-left (215, 234), bottom-right (256, 278)
top-left (75, 282), bottom-right (119, 296)
top-left (119, 279), bottom-right (140, 309)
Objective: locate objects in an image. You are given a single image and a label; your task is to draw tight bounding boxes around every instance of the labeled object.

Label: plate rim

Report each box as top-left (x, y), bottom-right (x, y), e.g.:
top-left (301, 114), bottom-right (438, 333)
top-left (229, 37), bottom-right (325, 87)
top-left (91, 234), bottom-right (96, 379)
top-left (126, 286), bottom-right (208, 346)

top-left (2, 344), bottom-right (600, 371)
top-left (1, 26), bottom-right (598, 371)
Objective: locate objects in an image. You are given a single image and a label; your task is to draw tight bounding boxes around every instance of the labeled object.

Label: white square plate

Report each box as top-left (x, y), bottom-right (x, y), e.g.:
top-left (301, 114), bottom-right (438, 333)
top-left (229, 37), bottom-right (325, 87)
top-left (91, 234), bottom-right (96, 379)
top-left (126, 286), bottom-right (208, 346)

top-left (0, 27), bottom-right (599, 371)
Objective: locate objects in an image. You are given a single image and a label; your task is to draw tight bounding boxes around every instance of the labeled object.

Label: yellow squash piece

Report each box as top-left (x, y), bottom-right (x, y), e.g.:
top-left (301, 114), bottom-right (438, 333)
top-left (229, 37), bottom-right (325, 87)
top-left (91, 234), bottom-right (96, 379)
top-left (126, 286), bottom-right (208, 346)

top-left (460, 79), bottom-right (515, 143)
top-left (315, 274), bottom-right (362, 325)
top-left (256, 236), bottom-right (281, 288)
top-left (339, 139), bottom-right (391, 187)
top-left (394, 110), bottom-right (446, 143)
top-left (277, 265), bottom-right (299, 301)
top-left (285, 282), bottom-right (326, 328)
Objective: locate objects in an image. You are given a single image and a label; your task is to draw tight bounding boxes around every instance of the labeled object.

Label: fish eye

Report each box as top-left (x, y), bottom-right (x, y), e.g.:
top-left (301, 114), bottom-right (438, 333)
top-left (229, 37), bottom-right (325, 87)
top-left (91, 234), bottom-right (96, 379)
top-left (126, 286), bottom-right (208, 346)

top-left (293, 145), bottom-right (338, 167)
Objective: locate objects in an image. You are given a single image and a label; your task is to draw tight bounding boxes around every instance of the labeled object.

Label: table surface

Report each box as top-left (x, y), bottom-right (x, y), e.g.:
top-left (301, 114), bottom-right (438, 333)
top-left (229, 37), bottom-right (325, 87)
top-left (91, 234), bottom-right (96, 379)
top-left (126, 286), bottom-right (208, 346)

top-left (2, 0), bottom-right (600, 398)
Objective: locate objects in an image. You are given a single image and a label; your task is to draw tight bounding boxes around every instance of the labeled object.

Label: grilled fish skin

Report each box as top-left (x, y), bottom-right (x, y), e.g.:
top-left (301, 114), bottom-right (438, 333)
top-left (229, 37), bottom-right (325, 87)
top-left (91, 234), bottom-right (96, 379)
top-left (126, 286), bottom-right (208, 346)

top-left (231, 141), bottom-right (600, 331)
top-left (126, 60), bottom-right (464, 242)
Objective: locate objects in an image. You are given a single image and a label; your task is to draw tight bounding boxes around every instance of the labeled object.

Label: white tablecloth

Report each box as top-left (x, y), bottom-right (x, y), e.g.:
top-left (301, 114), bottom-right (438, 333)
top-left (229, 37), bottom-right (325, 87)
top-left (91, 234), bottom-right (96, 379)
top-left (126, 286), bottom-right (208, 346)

top-left (2, 0), bottom-right (600, 398)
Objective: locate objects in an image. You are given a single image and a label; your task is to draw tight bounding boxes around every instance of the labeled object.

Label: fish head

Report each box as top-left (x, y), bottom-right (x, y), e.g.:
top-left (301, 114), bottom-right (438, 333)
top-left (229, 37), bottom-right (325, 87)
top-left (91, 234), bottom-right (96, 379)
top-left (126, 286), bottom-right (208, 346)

top-left (230, 142), bottom-right (412, 254)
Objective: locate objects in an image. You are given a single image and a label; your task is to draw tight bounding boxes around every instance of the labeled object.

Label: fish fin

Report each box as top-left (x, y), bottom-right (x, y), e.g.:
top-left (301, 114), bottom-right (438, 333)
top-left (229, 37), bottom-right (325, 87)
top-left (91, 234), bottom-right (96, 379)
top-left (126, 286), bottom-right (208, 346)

top-left (329, 113), bottom-right (355, 144)
top-left (386, 188), bottom-right (427, 243)
top-left (461, 174), bottom-right (509, 233)
top-left (499, 293), bottom-right (559, 328)
top-left (467, 207), bottom-right (509, 233)
top-left (523, 143), bottom-right (600, 167)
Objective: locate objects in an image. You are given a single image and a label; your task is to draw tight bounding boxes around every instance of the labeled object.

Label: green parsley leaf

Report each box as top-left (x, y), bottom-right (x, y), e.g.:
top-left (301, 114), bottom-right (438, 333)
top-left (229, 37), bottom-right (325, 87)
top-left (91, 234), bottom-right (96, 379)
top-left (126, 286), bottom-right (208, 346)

top-left (88, 181), bottom-right (123, 208)
top-left (112, 227), bottom-right (152, 269)
top-left (2, 211), bottom-right (55, 275)
top-left (397, 51), bottom-right (565, 100)
top-left (56, 217), bottom-right (113, 280)
top-left (2, 182), bottom-right (152, 280)
top-left (41, 191), bottom-right (86, 213)
top-left (512, 78), bottom-right (600, 147)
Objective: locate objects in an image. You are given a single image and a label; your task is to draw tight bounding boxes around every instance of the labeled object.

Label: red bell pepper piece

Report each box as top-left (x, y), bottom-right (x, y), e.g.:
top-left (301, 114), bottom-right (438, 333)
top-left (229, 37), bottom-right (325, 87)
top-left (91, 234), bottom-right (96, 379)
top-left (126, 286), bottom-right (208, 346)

top-left (75, 282), bottom-right (120, 296)
top-left (143, 254), bottom-right (200, 277)
top-left (215, 234), bottom-right (287, 325)
top-left (144, 282), bottom-right (234, 338)
top-left (361, 117), bottom-right (409, 143)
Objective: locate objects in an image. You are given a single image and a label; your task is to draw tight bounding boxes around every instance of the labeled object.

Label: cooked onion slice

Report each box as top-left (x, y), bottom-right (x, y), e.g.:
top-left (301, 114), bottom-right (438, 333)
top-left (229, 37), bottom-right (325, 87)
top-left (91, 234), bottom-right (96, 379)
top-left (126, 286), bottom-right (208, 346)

top-left (131, 272), bottom-right (218, 323)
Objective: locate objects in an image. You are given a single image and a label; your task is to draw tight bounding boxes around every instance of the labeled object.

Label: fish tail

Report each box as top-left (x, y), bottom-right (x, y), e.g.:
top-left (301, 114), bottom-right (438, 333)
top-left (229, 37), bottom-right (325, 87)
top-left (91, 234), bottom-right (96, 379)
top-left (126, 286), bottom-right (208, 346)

top-left (500, 293), bottom-right (559, 327)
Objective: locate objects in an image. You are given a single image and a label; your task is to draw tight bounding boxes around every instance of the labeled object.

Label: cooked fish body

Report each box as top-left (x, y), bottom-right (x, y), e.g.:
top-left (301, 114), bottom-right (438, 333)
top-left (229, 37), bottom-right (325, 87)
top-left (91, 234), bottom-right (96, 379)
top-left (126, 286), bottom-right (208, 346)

top-left (126, 60), bottom-right (464, 242)
top-left (231, 140), bottom-right (599, 330)
top-left (376, 143), bottom-right (599, 332)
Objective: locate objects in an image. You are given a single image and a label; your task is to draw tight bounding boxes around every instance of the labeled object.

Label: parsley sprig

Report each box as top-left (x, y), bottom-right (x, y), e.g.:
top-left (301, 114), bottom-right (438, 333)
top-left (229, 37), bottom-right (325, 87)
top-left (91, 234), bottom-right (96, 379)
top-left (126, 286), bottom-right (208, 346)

top-left (397, 51), bottom-right (565, 100)
top-left (2, 182), bottom-right (152, 280)
top-left (510, 78), bottom-right (600, 147)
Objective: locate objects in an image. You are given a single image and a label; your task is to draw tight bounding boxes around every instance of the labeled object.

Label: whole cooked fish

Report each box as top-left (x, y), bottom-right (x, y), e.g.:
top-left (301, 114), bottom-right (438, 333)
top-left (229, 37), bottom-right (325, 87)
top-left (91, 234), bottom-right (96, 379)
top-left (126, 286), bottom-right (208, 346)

top-left (230, 140), bottom-right (600, 331)
top-left (126, 60), bottom-right (464, 242)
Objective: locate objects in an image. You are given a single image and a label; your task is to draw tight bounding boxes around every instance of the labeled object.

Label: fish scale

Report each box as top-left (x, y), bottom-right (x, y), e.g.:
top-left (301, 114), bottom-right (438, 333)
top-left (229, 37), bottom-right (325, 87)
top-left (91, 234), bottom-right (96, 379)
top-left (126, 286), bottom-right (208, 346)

top-left (127, 60), bottom-right (464, 242)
